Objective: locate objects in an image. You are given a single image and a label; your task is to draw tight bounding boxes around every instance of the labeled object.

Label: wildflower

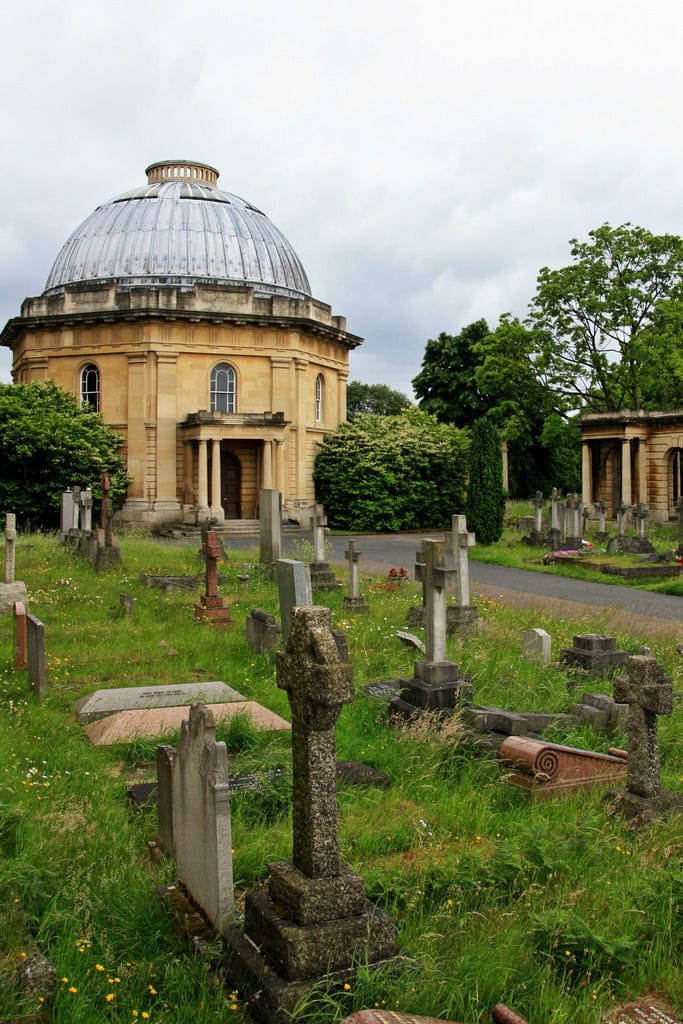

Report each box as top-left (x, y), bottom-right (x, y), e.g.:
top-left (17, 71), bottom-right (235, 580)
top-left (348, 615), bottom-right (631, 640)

top-left (344, 983), bottom-right (351, 991)
top-left (142, 1014), bottom-right (150, 1020)
top-left (95, 964), bottom-right (105, 971)
top-left (148, 985), bottom-right (157, 995)
top-left (106, 993), bottom-right (116, 1002)
top-left (69, 986), bottom-right (78, 993)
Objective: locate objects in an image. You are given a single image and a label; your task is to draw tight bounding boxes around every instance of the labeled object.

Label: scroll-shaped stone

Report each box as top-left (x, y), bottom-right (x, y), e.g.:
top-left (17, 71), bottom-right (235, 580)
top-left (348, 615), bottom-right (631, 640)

top-left (499, 736), bottom-right (627, 798)
top-left (613, 654), bottom-right (673, 799)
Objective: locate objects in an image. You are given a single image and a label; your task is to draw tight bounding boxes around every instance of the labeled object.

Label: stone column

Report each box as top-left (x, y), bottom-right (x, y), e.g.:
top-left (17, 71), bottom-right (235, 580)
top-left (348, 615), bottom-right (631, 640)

top-left (581, 443), bottom-right (592, 506)
top-left (275, 440), bottom-right (285, 495)
top-left (621, 438), bottom-right (632, 506)
top-left (183, 442), bottom-right (194, 507)
top-left (210, 439), bottom-right (224, 521)
top-left (636, 440), bottom-right (647, 504)
top-left (677, 497), bottom-right (683, 556)
top-left (154, 352), bottom-right (181, 517)
top-left (5, 514), bottom-right (16, 584)
top-left (261, 440), bottom-right (273, 489)
top-left (197, 439), bottom-right (209, 515)
top-left (125, 353), bottom-right (148, 507)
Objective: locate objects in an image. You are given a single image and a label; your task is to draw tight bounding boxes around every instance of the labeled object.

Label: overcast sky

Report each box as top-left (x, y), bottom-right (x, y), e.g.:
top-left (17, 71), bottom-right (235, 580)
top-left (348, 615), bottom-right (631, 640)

top-left (2, 0), bottom-right (682, 397)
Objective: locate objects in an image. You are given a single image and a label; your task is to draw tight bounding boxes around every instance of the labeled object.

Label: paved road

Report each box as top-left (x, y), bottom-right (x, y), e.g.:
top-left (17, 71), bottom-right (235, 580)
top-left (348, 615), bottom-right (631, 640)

top-left (224, 530), bottom-right (682, 623)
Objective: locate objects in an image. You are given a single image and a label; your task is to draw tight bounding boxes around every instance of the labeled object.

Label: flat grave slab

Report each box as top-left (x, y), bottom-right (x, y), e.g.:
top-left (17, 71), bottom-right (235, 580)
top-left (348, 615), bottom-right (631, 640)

top-left (603, 997), bottom-right (681, 1024)
top-left (75, 681), bottom-right (245, 723)
top-left (84, 701), bottom-right (290, 746)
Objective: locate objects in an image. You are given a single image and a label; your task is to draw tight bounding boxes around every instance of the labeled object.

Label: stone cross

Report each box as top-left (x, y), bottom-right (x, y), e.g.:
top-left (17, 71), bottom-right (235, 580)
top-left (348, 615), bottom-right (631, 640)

top-left (312, 504), bottom-right (328, 564)
top-left (634, 502), bottom-right (648, 539)
top-left (613, 654), bottom-right (673, 798)
top-left (71, 484), bottom-right (81, 531)
top-left (203, 529), bottom-right (221, 597)
top-left (565, 493), bottom-right (582, 540)
top-left (259, 488), bottom-right (282, 568)
top-left (414, 539), bottom-right (456, 663)
top-left (582, 505), bottom-right (590, 533)
top-left (594, 500), bottom-right (607, 533)
top-left (451, 514), bottom-right (475, 608)
top-left (4, 514), bottom-right (16, 585)
top-left (532, 491), bottom-right (544, 533)
top-left (79, 487), bottom-right (93, 532)
top-left (617, 502), bottom-right (628, 536)
top-left (275, 558), bottom-right (313, 644)
top-left (276, 606), bottom-right (354, 878)
top-left (100, 471), bottom-right (110, 531)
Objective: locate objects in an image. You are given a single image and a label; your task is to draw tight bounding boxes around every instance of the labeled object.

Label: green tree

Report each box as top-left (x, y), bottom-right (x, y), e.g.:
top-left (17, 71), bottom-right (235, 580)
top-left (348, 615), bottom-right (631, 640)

top-left (0, 381), bottom-right (129, 528)
top-left (465, 418), bottom-right (506, 545)
top-left (346, 381), bottom-right (411, 419)
top-left (313, 410), bottom-right (469, 532)
top-left (530, 222), bottom-right (683, 412)
top-left (411, 319), bottom-right (491, 426)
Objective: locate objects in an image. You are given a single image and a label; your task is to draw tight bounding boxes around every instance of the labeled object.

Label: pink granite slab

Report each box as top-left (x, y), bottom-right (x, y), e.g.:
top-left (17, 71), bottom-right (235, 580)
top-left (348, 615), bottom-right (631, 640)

top-left (84, 702), bottom-right (290, 746)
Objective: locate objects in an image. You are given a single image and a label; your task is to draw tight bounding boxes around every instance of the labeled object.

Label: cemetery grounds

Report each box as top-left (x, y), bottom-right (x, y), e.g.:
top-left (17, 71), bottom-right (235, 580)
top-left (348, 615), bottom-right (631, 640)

top-left (0, 531), bottom-right (680, 1024)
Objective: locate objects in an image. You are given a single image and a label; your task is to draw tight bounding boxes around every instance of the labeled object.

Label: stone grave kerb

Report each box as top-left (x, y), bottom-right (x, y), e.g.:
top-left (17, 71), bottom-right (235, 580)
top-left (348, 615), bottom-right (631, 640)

top-left (276, 606), bottom-right (354, 878)
top-left (613, 654), bottom-right (673, 799)
top-left (173, 703), bottom-right (233, 928)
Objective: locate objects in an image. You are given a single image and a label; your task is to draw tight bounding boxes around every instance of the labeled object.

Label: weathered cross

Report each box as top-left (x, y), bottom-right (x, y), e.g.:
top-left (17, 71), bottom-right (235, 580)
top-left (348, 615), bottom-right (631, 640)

top-left (312, 504), bottom-right (328, 564)
top-left (594, 500), bottom-right (607, 532)
top-left (345, 538), bottom-right (362, 599)
top-left (202, 529), bottom-right (222, 599)
top-left (451, 514), bottom-right (475, 608)
top-left (414, 539), bottom-right (456, 663)
top-left (634, 502), bottom-right (648, 539)
top-left (613, 654), bottom-right (673, 798)
top-left (276, 606), bottom-right (354, 878)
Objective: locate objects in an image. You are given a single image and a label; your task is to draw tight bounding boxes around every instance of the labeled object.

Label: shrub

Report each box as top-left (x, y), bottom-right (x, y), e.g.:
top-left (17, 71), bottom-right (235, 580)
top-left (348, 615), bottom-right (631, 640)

top-left (313, 410), bottom-right (469, 531)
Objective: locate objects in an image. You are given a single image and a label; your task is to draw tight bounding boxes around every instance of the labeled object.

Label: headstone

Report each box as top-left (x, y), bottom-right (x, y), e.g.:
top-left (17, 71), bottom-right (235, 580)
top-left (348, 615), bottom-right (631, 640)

top-left (223, 607), bottom-right (398, 1023)
top-left (170, 704), bottom-right (233, 928)
top-left (613, 654), bottom-right (673, 799)
top-left (521, 628), bottom-right (551, 665)
top-left (27, 614), bottom-right (46, 699)
top-left (14, 600), bottom-right (27, 670)
top-left (119, 593), bottom-right (135, 616)
top-left (275, 558), bottom-right (313, 644)
top-left (156, 744), bottom-right (175, 856)
top-left (391, 539), bottom-right (472, 717)
top-left (498, 736), bottom-right (627, 798)
top-left (259, 488), bottom-right (282, 571)
top-left (246, 608), bottom-right (281, 653)
top-left (194, 529), bottom-right (232, 623)
top-left (83, 701), bottom-right (290, 746)
top-left (594, 500), bottom-right (608, 535)
top-left (451, 514), bottom-right (478, 626)
top-left (60, 489), bottom-right (74, 541)
top-left (309, 503), bottom-right (338, 590)
top-left (560, 633), bottom-right (628, 677)
top-left (340, 1004), bottom-right (530, 1024)
top-left (343, 538), bottom-right (369, 613)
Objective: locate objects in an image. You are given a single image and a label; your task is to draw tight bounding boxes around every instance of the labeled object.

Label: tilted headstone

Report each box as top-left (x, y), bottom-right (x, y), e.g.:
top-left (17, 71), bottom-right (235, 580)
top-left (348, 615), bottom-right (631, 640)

top-left (259, 488), bottom-right (282, 570)
top-left (275, 558), bottom-right (312, 644)
top-left (522, 628), bottom-right (551, 665)
top-left (246, 608), bottom-right (281, 653)
top-left (171, 704), bottom-right (233, 928)
top-left (223, 607), bottom-right (397, 1022)
top-left (14, 600), bottom-right (27, 670)
top-left (194, 529), bottom-right (232, 624)
top-left (343, 538), bottom-right (369, 614)
top-left (27, 614), bottom-right (46, 699)
top-left (613, 654), bottom-right (673, 799)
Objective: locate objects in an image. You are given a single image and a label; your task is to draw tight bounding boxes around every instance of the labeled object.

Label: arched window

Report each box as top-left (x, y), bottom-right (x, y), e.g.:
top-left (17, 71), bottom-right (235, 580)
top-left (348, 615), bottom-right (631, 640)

top-left (211, 363), bottom-right (236, 413)
top-left (80, 364), bottom-right (100, 411)
top-left (315, 373), bottom-right (324, 422)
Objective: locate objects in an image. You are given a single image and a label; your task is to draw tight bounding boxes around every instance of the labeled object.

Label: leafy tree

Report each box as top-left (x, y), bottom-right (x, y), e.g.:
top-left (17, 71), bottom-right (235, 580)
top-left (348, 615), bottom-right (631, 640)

top-left (0, 380), bottom-right (129, 529)
top-left (411, 320), bottom-right (491, 426)
top-left (313, 410), bottom-right (469, 532)
top-left (465, 418), bottom-right (506, 545)
top-left (529, 222), bottom-right (683, 412)
top-left (346, 381), bottom-right (411, 419)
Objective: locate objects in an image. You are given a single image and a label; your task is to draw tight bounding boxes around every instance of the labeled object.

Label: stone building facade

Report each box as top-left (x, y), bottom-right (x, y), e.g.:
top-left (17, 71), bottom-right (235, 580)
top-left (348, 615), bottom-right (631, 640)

top-left (1, 160), bottom-right (361, 526)
top-left (581, 409), bottom-right (683, 521)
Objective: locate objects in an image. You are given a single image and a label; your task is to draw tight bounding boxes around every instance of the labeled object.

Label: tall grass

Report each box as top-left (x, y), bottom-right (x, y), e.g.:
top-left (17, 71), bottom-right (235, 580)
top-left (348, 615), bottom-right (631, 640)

top-left (0, 532), bottom-right (680, 1023)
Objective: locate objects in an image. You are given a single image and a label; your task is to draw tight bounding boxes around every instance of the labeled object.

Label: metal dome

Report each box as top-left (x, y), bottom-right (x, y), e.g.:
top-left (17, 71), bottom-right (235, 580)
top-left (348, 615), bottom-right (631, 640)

top-left (43, 160), bottom-right (312, 299)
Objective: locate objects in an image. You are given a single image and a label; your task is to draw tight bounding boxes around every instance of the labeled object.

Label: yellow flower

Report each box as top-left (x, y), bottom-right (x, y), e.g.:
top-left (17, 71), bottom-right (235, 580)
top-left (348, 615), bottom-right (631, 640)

top-left (69, 986), bottom-right (78, 993)
top-left (148, 986), bottom-right (157, 995)
top-left (343, 983), bottom-right (351, 991)
top-left (95, 964), bottom-right (105, 972)
top-left (142, 1014), bottom-right (150, 1020)
top-left (106, 993), bottom-right (116, 1002)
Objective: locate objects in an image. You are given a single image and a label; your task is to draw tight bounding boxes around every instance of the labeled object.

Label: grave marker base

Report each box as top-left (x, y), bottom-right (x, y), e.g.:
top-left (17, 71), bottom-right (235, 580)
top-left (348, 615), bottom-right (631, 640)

top-left (343, 595), bottom-right (370, 614)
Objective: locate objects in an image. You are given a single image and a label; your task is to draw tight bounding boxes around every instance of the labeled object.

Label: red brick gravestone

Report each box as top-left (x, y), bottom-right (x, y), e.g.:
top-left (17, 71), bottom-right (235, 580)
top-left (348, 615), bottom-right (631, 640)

top-left (194, 530), bottom-right (232, 624)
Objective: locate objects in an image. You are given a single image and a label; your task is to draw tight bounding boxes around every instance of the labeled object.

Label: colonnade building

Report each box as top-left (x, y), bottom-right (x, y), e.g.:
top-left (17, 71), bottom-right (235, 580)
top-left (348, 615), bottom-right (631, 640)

top-left (1, 160), bottom-right (361, 526)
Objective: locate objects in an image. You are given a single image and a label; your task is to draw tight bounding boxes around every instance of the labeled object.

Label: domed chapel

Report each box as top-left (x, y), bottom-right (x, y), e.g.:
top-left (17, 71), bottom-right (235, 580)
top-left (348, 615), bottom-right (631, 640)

top-left (1, 160), bottom-right (361, 526)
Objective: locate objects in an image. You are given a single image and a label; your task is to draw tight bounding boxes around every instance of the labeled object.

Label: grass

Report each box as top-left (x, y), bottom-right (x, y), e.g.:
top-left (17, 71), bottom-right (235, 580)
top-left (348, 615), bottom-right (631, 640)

top-left (0, 531), bottom-right (681, 1023)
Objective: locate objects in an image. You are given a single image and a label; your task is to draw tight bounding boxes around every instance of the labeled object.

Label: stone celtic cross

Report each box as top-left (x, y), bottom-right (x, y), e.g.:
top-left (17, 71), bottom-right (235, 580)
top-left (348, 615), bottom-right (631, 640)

top-left (613, 654), bottom-right (673, 798)
top-left (276, 606), bottom-right (354, 878)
